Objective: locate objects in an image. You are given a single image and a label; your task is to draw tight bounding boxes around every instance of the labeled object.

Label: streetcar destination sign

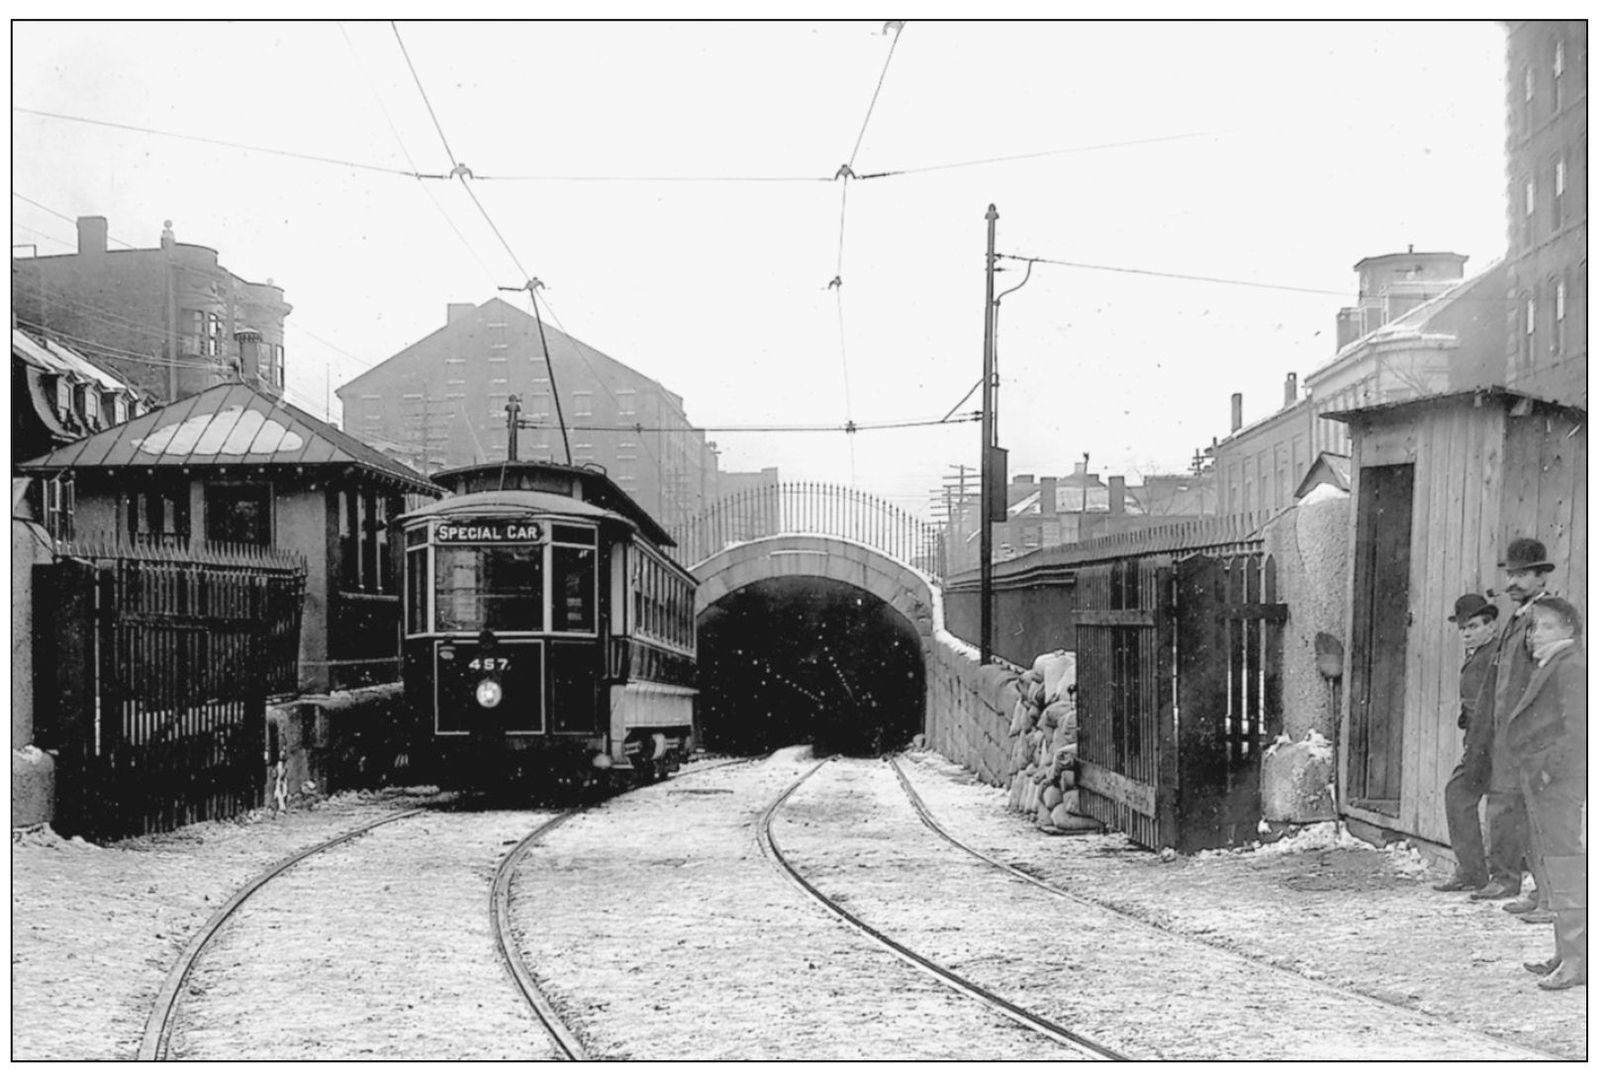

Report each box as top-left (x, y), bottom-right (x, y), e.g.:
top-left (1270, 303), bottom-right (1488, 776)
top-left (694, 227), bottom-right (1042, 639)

top-left (435, 520), bottom-right (545, 544)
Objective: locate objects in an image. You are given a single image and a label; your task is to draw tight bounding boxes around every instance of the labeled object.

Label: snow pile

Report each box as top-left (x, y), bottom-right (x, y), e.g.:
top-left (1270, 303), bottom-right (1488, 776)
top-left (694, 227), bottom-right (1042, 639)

top-left (1196, 822), bottom-right (1372, 859)
top-left (999, 651), bottom-right (1101, 834)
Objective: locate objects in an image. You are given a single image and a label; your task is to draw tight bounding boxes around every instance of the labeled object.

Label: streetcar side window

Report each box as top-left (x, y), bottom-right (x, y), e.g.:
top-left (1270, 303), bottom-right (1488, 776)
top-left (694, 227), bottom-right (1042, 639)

top-left (406, 546), bottom-right (429, 635)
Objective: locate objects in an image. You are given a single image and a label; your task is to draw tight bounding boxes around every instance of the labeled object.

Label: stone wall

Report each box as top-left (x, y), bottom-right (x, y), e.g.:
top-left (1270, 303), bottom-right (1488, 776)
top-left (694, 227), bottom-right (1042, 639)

top-left (1260, 488), bottom-right (1352, 823)
top-left (923, 631), bottom-right (1014, 787)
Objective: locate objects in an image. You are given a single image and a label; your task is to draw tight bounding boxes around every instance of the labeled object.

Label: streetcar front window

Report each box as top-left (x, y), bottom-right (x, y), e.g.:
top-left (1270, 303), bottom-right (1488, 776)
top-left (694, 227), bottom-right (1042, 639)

top-left (551, 543), bottom-right (596, 633)
top-left (434, 545), bottom-right (544, 631)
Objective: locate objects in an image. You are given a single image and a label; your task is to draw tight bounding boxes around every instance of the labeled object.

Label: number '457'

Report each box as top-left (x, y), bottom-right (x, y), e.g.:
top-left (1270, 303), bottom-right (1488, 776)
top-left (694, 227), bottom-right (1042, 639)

top-left (468, 657), bottom-right (510, 672)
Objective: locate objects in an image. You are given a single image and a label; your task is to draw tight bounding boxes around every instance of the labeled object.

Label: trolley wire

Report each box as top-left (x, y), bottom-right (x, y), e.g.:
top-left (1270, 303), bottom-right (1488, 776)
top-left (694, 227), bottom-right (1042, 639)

top-left (12, 106), bottom-right (448, 179)
top-left (998, 252), bottom-right (1355, 298)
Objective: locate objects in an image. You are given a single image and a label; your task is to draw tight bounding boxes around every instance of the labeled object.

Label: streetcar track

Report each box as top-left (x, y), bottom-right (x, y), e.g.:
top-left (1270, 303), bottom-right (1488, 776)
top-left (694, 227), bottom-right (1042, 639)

top-left (486, 753), bottom-right (760, 1061)
top-left (759, 758), bottom-right (1126, 1060)
top-left (885, 755), bottom-right (1566, 1063)
top-left (138, 807), bottom-right (428, 1061)
top-left (491, 811), bottom-right (589, 1060)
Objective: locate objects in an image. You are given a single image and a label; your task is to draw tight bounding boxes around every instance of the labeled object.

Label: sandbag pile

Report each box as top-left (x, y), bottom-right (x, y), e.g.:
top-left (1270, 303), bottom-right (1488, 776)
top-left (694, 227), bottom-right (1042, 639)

top-left (1003, 651), bottom-right (1100, 834)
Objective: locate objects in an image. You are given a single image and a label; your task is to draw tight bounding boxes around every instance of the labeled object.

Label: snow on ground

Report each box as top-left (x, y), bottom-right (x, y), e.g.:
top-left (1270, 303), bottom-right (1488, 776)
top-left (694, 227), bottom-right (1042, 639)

top-left (898, 749), bottom-right (1584, 1059)
top-left (10, 750), bottom-right (1585, 1061)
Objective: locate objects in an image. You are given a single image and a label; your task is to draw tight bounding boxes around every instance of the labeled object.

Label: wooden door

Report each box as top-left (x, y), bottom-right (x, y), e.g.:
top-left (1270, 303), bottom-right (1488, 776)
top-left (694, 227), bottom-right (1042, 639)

top-left (1348, 463), bottom-right (1414, 812)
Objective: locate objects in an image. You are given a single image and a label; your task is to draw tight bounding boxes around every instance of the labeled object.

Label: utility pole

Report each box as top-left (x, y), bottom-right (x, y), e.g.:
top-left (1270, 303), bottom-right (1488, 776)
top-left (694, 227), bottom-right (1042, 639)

top-left (980, 204), bottom-right (998, 666)
top-left (506, 394), bottom-right (521, 463)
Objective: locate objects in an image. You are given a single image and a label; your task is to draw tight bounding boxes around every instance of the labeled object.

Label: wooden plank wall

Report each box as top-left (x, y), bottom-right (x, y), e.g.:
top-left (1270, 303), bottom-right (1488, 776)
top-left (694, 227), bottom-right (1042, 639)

top-left (1350, 400), bottom-right (1585, 845)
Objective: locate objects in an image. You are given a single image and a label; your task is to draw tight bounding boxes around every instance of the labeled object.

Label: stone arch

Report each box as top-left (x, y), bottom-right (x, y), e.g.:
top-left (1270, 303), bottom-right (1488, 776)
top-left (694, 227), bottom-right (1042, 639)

top-left (691, 535), bottom-right (937, 649)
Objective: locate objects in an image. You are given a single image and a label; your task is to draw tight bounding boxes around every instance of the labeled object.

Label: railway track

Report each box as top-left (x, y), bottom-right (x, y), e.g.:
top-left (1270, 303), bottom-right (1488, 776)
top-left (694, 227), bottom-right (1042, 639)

top-left (758, 759), bottom-right (1127, 1060)
top-left (138, 808), bottom-right (428, 1061)
top-left (486, 754), bottom-right (762, 1061)
top-left (885, 755), bottom-right (1567, 1064)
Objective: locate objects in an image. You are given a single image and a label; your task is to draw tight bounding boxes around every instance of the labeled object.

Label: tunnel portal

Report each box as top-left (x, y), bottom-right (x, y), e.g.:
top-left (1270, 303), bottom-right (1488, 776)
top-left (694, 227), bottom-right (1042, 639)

top-left (696, 576), bottom-right (925, 757)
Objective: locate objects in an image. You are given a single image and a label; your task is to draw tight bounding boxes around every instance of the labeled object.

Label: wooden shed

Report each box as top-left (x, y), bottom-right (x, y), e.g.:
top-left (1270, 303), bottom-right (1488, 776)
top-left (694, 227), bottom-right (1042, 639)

top-left (1323, 387), bottom-right (1586, 846)
top-left (18, 383), bottom-right (440, 693)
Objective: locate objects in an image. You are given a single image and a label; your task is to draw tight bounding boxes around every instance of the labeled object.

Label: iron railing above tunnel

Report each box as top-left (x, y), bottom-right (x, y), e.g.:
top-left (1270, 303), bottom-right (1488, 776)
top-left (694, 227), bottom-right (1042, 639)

top-left (667, 481), bottom-right (945, 575)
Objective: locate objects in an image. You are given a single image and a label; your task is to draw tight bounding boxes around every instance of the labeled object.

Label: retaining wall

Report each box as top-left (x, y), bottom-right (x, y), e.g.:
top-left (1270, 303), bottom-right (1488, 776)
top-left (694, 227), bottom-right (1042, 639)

top-left (923, 631), bottom-right (1015, 788)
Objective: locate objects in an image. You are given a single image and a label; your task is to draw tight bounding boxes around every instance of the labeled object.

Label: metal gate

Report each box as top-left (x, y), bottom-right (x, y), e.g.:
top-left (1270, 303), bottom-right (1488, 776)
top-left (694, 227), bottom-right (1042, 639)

top-left (1072, 551), bottom-right (1285, 853)
top-left (35, 546), bottom-right (306, 841)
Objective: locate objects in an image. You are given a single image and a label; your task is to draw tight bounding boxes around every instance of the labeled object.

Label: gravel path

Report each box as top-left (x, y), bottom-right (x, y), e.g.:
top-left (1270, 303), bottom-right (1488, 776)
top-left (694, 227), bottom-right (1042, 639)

top-left (169, 807), bottom-right (568, 1060)
top-left (895, 750), bottom-right (1584, 1060)
top-left (510, 748), bottom-right (1078, 1060)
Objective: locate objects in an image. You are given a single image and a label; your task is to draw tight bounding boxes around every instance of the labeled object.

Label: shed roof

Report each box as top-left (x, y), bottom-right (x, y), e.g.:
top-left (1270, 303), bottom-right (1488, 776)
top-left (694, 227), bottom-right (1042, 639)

top-left (1293, 452), bottom-right (1353, 500)
top-left (1320, 385), bottom-right (1587, 425)
top-left (15, 382), bottom-right (439, 495)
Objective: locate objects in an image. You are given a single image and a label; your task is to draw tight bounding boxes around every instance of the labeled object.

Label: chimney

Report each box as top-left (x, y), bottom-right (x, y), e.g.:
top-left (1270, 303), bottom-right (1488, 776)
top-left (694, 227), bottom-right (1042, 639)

top-left (1336, 307), bottom-right (1362, 351)
top-left (77, 216), bottom-right (108, 256)
top-left (447, 303), bottom-right (476, 325)
top-left (1039, 476), bottom-right (1058, 517)
top-left (1073, 458), bottom-right (1087, 476)
top-left (1108, 475), bottom-right (1126, 516)
top-left (1230, 392), bottom-right (1243, 433)
top-left (235, 328), bottom-right (263, 386)
top-left (1284, 372), bottom-right (1298, 407)
top-left (160, 219), bottom-right (175, 251)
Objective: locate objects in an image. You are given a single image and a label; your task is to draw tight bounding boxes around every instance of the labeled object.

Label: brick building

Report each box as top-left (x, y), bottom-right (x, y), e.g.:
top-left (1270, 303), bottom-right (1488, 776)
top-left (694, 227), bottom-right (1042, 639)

top-left (336, 298), bottom-right (720, 531)
top-left (1503, 20), bottom-right (1586, 408)
top-left (11, 217), bottom-right (290, 404)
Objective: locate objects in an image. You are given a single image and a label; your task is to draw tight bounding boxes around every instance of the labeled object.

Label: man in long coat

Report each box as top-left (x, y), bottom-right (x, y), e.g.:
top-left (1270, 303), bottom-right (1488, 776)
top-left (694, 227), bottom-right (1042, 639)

top-left (1506, 595), bottom-right (1586, 990)
top-left (1471, 538), bottom-right (1555, 907)
top-left (1433, 594), bottom-right (1501, 891)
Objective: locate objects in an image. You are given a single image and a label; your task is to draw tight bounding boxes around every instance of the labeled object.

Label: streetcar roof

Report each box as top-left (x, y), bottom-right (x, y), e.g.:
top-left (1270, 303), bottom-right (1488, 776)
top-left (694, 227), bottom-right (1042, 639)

top-left (397, 489), bottom-right (636, 530)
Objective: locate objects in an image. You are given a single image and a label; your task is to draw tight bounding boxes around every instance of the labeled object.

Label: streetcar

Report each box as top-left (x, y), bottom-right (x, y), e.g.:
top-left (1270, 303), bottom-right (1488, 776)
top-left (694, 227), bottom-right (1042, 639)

top-left (398, 460), bottom-right (697, 787)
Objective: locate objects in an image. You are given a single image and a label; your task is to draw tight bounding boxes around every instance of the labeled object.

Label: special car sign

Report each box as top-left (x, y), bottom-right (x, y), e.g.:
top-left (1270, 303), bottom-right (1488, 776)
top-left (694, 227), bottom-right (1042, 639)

top-left (434, 519), bottom-right (545, 544)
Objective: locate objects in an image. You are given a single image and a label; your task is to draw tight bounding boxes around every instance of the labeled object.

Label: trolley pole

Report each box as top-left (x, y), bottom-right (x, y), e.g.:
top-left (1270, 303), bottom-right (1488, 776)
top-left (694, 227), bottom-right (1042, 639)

top-left (980, 204), bottom-right (998, 667)
top-left (505, 394), bottom-right (521, 463)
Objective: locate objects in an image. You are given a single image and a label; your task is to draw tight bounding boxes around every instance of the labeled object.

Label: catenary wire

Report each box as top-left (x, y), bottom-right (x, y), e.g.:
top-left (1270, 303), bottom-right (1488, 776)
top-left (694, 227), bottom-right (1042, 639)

top-left (999, 252), bottom-right (1355, 297)
top-left (389, 22), bottom-right (461, 170)
top-left (12, 107), bottom-right (447, 179)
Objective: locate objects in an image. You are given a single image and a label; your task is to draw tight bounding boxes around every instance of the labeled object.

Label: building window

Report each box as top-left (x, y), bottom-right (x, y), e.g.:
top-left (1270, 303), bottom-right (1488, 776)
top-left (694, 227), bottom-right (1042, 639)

top-left (1522, 64), bottom-right (1534, 134)
top-left (1522, 292), bottom-right (1536, 367)
top-left (1523, 176), bottom-right (1535, 246)
top-left (1552, 277), bottom-right (1566, 355)
top-left (205, 483), bottom-right (272, 547)
top-left (616, 390), bottom-right (637, 417)
top-left (446, 357), bottom-right (466, 366)
top-left (38, 474), bottom-right (75, 542)
top-left (1552, 156), bottom-right (1566, 231)
top-left (573, 392), bottom-right (593, 418)
top-left (1551, 39), bottom-right (1563, 114)
top-left (182, 310), bottom-right (225, 357)
top-left (127, 479), bottom-right (190, 546)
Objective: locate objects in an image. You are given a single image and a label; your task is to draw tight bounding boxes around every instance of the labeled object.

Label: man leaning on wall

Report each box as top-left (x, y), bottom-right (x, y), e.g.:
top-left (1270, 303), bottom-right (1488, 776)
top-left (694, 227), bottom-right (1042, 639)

top-left (1433, 593), bottom-right (1501, 892)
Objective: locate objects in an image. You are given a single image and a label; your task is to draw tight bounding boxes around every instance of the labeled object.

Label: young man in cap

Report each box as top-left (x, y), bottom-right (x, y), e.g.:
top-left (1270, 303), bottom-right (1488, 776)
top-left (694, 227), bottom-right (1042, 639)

top-left (1470, 538), bottom-right (1554, 910)
top-left (1433, 594), bottom-right (1501, 891)
top-left (1505, 595), bottom-right (1586, 990)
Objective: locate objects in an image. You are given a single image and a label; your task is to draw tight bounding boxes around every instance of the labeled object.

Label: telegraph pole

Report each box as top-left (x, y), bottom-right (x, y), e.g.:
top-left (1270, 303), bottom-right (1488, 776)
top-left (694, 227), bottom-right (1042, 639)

top-left (980, 204), bottom-right (998, 666)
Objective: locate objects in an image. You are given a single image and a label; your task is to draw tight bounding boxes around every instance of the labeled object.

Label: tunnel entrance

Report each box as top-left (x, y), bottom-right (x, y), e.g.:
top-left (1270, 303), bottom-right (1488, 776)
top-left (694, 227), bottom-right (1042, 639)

top-left (696, 576), bottom-right (925, 757)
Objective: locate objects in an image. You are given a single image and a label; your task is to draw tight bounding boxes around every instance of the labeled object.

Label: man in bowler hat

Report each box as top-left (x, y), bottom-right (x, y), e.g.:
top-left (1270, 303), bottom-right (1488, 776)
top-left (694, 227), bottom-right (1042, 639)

top-left (1506, 595), bottom-right (1586, 989)
top-left (1433, 593), bottom-right (1501, 891)
top-left (1470, 538), bottom-right (1555, 912)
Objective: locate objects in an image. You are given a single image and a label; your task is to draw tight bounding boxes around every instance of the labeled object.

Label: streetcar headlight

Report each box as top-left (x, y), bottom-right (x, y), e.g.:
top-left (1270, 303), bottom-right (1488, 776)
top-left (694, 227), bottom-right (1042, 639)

top-left (475, 679), bottom-right (503, 708)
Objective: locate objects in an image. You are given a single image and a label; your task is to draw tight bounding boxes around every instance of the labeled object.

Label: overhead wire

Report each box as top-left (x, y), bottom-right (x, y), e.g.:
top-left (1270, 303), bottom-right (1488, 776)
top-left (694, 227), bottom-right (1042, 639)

top-left (998, 252), bottom-right (1355, 298)
top-left (829, 19), bottom-right (903, 487)
top-left (12, 106), bottom-right (449, 179)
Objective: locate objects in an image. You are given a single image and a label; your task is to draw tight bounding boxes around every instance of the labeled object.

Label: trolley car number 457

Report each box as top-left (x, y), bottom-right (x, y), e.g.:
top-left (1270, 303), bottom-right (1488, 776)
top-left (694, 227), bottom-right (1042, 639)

top-left (468, 657), bottom-right (511, 671)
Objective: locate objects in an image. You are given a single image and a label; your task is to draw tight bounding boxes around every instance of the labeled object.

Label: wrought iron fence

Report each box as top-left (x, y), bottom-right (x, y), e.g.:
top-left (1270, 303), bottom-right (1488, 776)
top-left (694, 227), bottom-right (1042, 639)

top-left (669, 481), bottom-right (945, 573)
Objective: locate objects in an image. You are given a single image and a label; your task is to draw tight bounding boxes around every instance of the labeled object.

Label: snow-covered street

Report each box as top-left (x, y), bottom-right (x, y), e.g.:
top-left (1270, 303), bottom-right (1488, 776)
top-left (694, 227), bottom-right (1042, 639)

top-left (10, 749), bottom-right (1585, 1060)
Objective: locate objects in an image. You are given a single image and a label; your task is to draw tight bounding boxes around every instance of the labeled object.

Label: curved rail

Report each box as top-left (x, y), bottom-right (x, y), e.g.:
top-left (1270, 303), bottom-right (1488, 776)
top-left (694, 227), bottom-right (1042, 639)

top-left (885, 756), bottom-right (1568, 1063)
top-left (490, 811), bottom-right (589, 1060)
top-left (759, 759), bottom-right (1126, 1060)
top-left (139, 808), bottom-right (428, 1061)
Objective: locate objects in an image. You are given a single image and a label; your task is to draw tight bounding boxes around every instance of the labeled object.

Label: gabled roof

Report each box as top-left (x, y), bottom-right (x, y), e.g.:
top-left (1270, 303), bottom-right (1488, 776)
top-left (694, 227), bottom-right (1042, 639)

top-left (1293, 452), bottom-right (1353, 500)
top-left (16, 382), bottom-right (439, 495)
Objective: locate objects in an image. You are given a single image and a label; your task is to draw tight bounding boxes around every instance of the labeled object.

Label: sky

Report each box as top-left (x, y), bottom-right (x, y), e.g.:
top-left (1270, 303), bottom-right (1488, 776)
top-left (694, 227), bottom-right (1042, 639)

top-left (11, 19), bottom-right (1510, 517)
